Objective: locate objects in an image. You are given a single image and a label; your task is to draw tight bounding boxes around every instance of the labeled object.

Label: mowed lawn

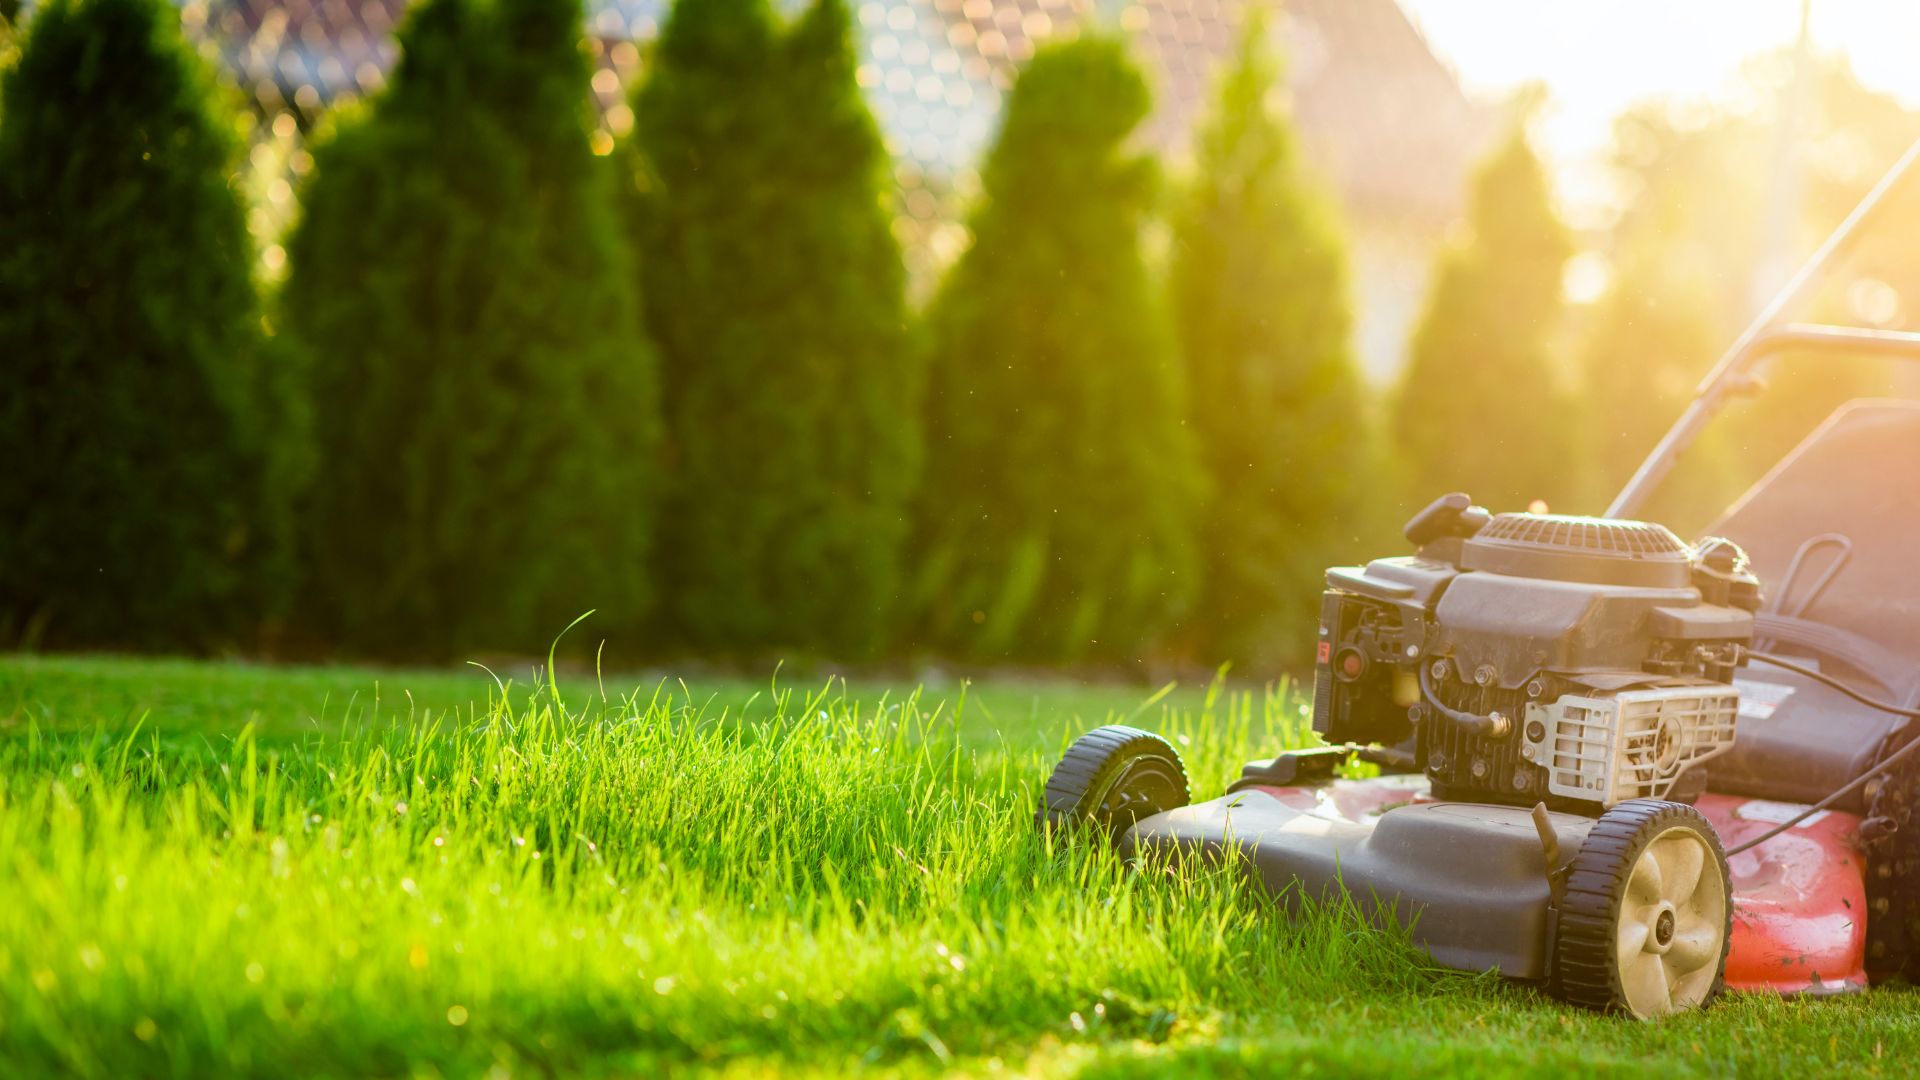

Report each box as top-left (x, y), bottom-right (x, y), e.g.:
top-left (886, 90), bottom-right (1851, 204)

top-left (0, 655), bottom-right (1915, 1077)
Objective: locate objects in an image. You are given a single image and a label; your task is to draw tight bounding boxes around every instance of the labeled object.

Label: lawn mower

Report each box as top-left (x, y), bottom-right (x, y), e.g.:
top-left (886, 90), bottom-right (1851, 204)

top-left (1039, 143), bottom-right (1920, 1019)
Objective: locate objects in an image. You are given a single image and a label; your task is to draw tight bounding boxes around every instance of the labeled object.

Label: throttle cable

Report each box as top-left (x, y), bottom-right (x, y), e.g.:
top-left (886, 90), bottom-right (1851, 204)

top-left (1723, 648), bottom-right (1920, 855)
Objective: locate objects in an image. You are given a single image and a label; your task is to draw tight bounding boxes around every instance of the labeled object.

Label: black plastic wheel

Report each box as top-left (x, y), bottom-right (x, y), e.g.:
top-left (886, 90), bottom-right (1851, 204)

top-left (1036, 725), bottom-right (1189, 836)
top-left (1555, 799), bottom-right (1732, 1019)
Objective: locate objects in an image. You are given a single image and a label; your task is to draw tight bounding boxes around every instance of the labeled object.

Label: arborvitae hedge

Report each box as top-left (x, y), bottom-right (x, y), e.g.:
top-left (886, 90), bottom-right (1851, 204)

top-left (1393, 126), bottom-right (1581, 515)
top-left (0, 0), bottom-right (296, 649)
top-left (1170, 17), bottom-right (1368, 668)
top-left (916, 37), bottom-right (1202, 662)
top-left (1579, 254), bottom-right (1739, 533)
top-left (631, 0), bottom-right (917, 658)
top-left (283, 0), bottom-right (660, 658)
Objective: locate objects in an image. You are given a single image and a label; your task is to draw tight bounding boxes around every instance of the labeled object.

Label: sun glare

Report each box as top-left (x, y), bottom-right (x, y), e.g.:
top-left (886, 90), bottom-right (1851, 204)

top-left (1400, 0), bottom-right (1920, 215)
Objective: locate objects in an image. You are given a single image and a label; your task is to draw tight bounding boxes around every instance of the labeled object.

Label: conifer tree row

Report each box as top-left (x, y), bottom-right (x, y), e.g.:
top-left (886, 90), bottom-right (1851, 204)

top-left (631, 0), bottom-right (917, 657)
top-left (0, 0), bottom-right (297, 648)
top-left (916, 36), bottom-right (1203, 661)
top-left (1171, 14), bottom-right (1369, 668)
top-left (284, 0), bottom-right (660, 658)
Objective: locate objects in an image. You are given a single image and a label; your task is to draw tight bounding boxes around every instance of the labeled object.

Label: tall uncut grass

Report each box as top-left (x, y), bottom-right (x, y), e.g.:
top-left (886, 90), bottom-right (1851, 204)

top-left (0, 672), bottom-right (1435, 1076)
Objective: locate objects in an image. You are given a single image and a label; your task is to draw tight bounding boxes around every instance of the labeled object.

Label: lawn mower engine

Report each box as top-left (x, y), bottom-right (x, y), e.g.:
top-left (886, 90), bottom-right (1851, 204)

top-left (1313, 493), bottom-right (1761, 811)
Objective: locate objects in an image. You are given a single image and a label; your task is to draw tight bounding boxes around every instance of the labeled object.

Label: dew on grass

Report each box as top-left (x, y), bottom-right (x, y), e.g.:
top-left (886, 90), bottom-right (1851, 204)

top-left (447, 1005), bottom-right (469, 1026)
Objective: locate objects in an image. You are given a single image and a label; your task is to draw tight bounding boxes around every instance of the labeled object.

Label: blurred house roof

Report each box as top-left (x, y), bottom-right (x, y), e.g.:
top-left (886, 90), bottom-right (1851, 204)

top-left (176, 0), bottom-right (1488, 226)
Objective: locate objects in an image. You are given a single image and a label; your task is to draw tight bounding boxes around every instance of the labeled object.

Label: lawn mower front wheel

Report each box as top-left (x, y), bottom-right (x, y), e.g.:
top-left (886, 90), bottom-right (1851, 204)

top-left (1036, 725), bottom-right (1189, 837)
top-left (1555, 799), bottom-right (1732, 1019)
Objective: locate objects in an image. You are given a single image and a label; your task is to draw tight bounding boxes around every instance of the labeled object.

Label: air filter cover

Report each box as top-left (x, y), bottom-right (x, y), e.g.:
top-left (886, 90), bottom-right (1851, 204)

top-left (1460, 513), bottom-right (1693, 588)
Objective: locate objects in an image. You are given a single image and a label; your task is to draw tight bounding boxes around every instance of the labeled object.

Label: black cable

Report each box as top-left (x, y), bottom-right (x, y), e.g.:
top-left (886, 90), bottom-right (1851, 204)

top-left (1724, 648), bottom-right (1920, 855)
top-left (1746, 649), bottom-right (1920, 719)
top-left (1417, 663), bottom-right (1508, 738)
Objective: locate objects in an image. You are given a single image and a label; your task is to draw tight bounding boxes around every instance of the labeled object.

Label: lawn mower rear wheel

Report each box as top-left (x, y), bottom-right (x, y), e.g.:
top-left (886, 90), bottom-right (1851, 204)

top-left (1036, 725), bottom-right (1189, 836)
top-left (1555, 799), bottom-right (1732, 1019)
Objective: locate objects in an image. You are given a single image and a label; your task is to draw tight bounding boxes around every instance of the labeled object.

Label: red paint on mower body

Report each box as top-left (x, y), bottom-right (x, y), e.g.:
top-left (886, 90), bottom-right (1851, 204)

top-left (1699, 793), bottom-right (1869, 995)
top-left (1245, 778), bottom-right (1869, 995)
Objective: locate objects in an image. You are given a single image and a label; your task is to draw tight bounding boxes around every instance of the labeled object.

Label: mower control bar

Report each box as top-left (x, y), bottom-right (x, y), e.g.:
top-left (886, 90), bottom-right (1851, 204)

top-left (1608, 134), bottom-right (1920, 520)
top-left (1607, 324), bottom-right (1920, 519)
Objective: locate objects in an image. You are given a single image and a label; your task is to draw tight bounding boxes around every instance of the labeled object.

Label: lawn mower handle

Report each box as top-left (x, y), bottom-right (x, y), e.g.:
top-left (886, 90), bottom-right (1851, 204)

top-left (1607, 324), bottom-right (1920, 519)
top-left (1608, 135), bottom-right (1920, 520)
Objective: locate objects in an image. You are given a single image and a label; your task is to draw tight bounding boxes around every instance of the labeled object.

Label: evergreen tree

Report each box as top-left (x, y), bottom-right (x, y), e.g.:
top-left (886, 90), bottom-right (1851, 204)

top-left (1579, 254), bottom-right (1740, 533)
top-left (1393, 125), bottom-right (1580, 514)
top-left (283, 0), bottom-right (659, 658)
top-left (1170, 16), bottom-right (1368, 668)
top-left (0, 0), bottom-right (295, 648)
top-left (916, 37), bottom-right (1202, 662)
top-left (631, 0), bottom-right (917, 658)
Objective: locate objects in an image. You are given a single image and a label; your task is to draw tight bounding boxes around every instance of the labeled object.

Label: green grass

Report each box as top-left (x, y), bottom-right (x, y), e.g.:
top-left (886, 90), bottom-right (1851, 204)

top-left (0, 654), bottom-right (1915, 1078)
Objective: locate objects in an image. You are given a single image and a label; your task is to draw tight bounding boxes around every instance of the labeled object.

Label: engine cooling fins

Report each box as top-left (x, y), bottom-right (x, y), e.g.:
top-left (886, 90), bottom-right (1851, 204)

top-left (1462, 513), bottom-right (1696, 588)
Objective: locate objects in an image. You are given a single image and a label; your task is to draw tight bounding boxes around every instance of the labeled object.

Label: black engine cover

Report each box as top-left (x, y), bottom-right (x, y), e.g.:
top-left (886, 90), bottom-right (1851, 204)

top-left (1312, 507), bottom-right (1756, 811)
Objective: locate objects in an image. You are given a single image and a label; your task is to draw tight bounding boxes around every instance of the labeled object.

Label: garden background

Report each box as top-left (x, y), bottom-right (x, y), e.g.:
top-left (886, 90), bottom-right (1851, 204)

top-left (7, 0), bottom-right (1920, 677)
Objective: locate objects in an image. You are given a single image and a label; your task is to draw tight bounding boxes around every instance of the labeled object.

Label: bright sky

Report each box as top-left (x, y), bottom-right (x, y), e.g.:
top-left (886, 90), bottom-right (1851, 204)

top-left (1398, 0), bottom-right (1920, 215)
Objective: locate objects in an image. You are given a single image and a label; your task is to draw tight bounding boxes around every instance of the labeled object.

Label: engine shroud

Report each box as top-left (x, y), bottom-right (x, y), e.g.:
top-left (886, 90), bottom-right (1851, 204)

top-left (1312, 508), bottom-right (1757, 814)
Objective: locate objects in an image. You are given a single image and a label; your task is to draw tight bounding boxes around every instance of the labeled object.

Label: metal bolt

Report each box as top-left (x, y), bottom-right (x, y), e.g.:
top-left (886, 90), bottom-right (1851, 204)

top-left (1474, 664), bottom-right (1496, 687)
top-left (1430, 658), bottom-right (1451, 680)
top-left (1512, 773), bottom-right (1530, 791)
top-left (1526, 678), bottom-right (1547, 698)
top-left (1405, 644), bottom-right (1420, 658)
top-left (1470, 758), bottom-right (1488, 779)
top-left (1525, 720), bottom-right (1547, 742)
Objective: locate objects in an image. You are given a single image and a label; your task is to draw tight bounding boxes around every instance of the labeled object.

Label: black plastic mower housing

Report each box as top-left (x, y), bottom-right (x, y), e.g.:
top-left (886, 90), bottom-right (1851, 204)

top-left (1121, 790), bottom-right (1594, 979)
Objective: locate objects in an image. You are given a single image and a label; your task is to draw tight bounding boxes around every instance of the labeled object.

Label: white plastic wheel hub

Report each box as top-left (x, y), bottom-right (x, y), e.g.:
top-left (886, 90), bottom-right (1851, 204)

top-left (1616, 825), bottom-right (1727, 1017)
